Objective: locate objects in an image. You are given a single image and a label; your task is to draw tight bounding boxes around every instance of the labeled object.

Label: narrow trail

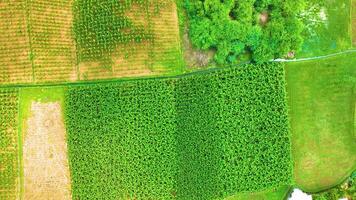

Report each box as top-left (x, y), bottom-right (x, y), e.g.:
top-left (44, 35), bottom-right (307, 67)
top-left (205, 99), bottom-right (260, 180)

top-left (273, 49), bottom-right (356, 62)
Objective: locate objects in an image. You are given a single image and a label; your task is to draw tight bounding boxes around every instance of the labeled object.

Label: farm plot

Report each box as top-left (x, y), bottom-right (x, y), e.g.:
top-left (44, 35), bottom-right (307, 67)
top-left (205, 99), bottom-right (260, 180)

top-left (65, 63), bottom-right (292, 199)
top-left (19, 87), bottom-right (71, 199)
top-left (285, 52), bottom-right (356, 192)
top-left (75, 0), bottom-right (183, 81)
top-left (28, 0), bottom-right (77, 83)
top-left (0, 1), bottom-right (33, 84)
top-left (299, 0), bottom-right (352, 57)
top-left (0, 89), bottom-right (20, 200)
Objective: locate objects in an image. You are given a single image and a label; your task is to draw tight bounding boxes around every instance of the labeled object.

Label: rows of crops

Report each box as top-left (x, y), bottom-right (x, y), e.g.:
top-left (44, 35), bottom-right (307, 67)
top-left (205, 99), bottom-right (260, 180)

top-left (0, 1), bottom-right (33, 84)
top-left (0, 89), bottom-right (20, 200)
top-left (0, 0), bottom-right (183, 85)
top-left (65, 63), bottom-right (292, 199)
top-left (29, 0), bottom-right (77, 82)
top-left (74, 0), bottom-right (183, 80)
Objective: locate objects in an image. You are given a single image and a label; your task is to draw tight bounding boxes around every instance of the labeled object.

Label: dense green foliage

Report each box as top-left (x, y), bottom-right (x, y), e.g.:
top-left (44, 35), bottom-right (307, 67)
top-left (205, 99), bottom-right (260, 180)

top-left (73, 0), bottom-right (153, 61)
top-left (185, 0), bottom-right (305, 64)
top-left (176, 63), bottom-right (292, 199)
top-left (0, 89), bottom-right (19, 199)
top-left (66, 80), bottom-right (178, 199)
top-left (65, 63), bottom-right (292, 199)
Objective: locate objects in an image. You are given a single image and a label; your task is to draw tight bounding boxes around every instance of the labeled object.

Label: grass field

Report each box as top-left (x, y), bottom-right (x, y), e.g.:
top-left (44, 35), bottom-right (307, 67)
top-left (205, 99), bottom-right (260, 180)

top-left (285, 52), bottom-right (356, 192)
top-left (299, 0), bottom-right (352, 57)
top-left (225, 185), bottom-right (290, 200)
top-left (0, 89), bottom-right (20, 200)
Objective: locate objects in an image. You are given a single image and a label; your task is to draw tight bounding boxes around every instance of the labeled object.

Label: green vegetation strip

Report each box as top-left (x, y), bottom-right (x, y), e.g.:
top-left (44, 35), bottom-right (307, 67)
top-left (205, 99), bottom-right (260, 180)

top-left (65, 63), bottom-right (292, 199)
top-left (0, 89), bottom-right (20, 200)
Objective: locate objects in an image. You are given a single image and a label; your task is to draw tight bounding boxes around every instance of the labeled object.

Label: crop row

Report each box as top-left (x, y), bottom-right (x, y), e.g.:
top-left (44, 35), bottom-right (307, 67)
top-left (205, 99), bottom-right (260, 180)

top-left (0, 89), bottom-right (19, 199)
top-left (65, 62), bottom-right (292, 199)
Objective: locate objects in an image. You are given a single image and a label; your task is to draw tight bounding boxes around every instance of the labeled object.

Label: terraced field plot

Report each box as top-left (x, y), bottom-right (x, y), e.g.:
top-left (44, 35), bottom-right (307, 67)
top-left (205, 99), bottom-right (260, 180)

top-left (286, 52), bottom-right (356, 192)
top-left (0, 89), bottom-right (20, 200)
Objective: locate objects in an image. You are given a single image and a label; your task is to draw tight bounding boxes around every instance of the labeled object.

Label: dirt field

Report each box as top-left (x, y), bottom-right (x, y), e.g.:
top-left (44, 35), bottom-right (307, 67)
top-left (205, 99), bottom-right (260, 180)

top-left (29, 0), bottom-right (77, 83)
top-left (23, 102), bottom-right (71, 199)
top-left (0, 0), bottom-right (33, 84)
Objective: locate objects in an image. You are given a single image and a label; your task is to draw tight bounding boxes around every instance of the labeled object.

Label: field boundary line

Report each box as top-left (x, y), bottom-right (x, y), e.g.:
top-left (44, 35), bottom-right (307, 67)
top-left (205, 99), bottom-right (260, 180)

top-left (24, 0), bottom-right (35, 82)
top-left (273, 49), bottom-right (356, 62)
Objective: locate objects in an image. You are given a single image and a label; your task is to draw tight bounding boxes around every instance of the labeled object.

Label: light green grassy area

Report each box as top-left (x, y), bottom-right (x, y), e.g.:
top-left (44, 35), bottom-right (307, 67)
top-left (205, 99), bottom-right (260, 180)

top-left (299, 0), bottom-right (352, 58)
top-left (17, 86), bottom-right (66, 198)
top-left (285, 52), bottom-right (356, 192)
top-left (224, 185), bottom-right (290, 200)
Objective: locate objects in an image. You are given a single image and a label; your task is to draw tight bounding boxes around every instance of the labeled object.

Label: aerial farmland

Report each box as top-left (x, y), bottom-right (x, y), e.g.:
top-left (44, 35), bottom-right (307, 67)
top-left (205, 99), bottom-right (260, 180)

top-left (0, 0), bottom-right (355, 200)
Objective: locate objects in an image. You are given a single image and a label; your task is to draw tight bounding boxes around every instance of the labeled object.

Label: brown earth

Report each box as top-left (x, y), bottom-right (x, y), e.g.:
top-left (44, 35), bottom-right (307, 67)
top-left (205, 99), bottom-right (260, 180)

top-left (23, 102), bottom-right (72, 200)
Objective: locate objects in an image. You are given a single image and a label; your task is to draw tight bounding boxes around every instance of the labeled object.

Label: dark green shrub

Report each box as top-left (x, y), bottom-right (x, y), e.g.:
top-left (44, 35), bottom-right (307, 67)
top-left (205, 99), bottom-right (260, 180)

top-left (185, 0), bottom-right (305, 64)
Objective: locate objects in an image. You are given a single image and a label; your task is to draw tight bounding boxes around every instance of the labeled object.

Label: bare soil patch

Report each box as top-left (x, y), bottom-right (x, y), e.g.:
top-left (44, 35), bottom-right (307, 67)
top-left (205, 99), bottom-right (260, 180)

top-left (23, 102), bottom-right (71, 200)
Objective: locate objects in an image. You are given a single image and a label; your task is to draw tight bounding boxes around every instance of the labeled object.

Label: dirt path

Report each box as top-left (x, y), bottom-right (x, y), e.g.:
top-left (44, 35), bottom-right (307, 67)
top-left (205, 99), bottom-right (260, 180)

top-left (23, 102), bottom-right (71, 200)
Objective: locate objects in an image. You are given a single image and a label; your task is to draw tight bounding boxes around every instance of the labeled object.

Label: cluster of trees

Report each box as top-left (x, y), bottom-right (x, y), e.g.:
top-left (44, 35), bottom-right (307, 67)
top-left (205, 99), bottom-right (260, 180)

top-left (73, 0), bottom-right (153, 62)
top-left (185, 0), bottom-right (305, 64)
top-left (0, 89), bottom-right (19, 198)
top-left (65, 62), bottom-right (292, 199)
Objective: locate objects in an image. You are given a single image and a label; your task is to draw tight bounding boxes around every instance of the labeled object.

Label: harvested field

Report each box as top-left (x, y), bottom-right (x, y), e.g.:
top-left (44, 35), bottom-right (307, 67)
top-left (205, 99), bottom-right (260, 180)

top-left (28, 0), bottom-right (77, 83)
top-left (0, 1), bottom-right (33, 84)
top-left (23, 102), bottom-right (71, 200)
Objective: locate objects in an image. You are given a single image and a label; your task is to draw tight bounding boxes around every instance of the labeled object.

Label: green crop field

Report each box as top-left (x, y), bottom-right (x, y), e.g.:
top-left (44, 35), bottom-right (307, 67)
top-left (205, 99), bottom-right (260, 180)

top-left (299, 0), bottom-right (352, 57)
top-left (65, 63), bottom-right (292, 200)
top-left (0, 89), bottom-right (20, 200)
top-left (286, 52), bottom-right (356, 192)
